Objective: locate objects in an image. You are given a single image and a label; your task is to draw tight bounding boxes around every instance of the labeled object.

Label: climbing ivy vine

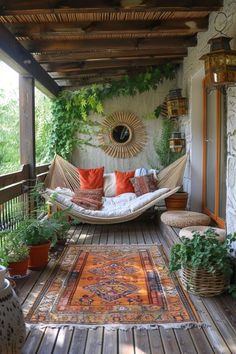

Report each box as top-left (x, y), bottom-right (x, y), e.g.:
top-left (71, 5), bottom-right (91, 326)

top-left (49, 64), bottom-right (177, 159)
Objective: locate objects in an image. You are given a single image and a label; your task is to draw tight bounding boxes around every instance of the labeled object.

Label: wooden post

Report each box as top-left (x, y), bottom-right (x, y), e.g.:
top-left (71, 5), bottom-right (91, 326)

top-left (19, 75), bottom-right (36, 213)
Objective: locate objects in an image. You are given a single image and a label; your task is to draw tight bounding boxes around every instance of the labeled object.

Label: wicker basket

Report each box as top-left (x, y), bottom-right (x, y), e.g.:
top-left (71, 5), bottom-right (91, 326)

top-left (181, 267), bottom-right (228, 297)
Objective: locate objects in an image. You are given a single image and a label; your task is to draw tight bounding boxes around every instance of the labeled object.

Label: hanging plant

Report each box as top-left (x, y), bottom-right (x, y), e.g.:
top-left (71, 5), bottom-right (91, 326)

top-left (49, 64), bottom-right (177, 159)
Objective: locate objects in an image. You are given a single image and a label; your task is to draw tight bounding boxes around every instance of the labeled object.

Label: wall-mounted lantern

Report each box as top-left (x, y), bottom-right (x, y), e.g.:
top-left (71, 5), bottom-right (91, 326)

top-left (166, 89), bottom-right (188, 119)
top-left (169, 132), bottom-right (185, 153)
top-left (200, 36), bottom-right (236, 87)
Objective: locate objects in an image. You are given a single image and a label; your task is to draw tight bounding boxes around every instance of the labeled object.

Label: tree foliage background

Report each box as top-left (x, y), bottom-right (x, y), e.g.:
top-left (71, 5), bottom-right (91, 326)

top-left (0, 87), bottom-right (52, 174)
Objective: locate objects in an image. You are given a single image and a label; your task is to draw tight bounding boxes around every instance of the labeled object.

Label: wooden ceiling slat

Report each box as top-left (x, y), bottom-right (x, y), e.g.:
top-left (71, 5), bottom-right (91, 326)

top-left (22, 36), bottom-right (196, 52)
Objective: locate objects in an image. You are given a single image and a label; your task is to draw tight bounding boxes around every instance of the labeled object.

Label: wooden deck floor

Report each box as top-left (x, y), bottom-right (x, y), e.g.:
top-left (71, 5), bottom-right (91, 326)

top-left (17, 219), bottom-right (236, 354)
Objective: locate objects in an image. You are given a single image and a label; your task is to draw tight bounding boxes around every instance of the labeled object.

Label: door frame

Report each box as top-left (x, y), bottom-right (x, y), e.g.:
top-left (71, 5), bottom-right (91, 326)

top-left (202, 80), bottom-right (225, 228)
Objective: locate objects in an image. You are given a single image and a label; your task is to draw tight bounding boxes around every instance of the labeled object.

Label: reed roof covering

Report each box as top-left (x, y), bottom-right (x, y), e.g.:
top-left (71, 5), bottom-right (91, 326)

top-left (0, 0), bottom-right (222, 92)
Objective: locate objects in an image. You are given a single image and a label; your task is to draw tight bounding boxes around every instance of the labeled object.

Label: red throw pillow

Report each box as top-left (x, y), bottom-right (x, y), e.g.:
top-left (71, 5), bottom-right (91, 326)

top-left (115, 170), bottom-right (135, 196)
top-left (72, 188), bottom-right (103, 210)
top-left (130, 174), bottom-right (158, 196)
top-left (78, 167), bottom-right (104, 190)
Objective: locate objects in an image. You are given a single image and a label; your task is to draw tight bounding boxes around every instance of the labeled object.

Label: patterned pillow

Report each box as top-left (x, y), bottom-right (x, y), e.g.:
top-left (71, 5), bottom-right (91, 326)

top-left (130, 175), bottom-right (158, 196)
top-left (72, 188), bottom-right (103, 210)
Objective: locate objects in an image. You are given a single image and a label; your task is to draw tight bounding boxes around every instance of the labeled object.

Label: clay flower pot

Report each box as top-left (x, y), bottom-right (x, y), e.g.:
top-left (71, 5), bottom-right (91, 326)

top-left (28, 242), bottom-right (50, 270)
top-left (8, 258), bottom-right (29, 278)
top-left (165, 192), bottom-right (188, 210)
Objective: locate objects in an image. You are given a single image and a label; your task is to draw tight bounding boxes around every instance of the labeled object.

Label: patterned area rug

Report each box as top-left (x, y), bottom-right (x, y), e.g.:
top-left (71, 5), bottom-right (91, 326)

top-left (25, 244), bottom-right (200, 329)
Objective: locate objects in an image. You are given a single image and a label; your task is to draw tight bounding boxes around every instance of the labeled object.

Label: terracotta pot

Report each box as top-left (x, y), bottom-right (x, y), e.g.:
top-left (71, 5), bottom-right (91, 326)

top-left (8, 258), bottom-right (29, 277)
top-left (28, 242), bottom-right (50, 270)
top-left (165, 192), bottom-right (188, 210)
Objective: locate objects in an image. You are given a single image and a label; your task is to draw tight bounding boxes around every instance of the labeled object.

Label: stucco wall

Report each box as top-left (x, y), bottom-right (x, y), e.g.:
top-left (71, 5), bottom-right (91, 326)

top-left (180, 0), bottom-right (236, 235)
top-left (72, 79), bottom-right (177, 172)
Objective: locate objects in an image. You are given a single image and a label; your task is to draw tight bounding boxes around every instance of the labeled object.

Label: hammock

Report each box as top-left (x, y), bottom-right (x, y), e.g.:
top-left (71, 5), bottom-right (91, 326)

top-left (43, 154), bottom-right (188, 224)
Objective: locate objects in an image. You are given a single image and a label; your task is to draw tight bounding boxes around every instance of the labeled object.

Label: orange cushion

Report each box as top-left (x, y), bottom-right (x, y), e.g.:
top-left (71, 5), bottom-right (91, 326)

top-left (115, 170), bottom-right (135, 196)
top-left (78, 167), bottom-right (104, 190)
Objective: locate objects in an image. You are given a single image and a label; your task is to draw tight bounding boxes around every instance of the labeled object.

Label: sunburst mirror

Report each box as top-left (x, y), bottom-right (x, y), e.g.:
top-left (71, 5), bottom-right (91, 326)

top-left (98, 111), bottom-right (147, 158)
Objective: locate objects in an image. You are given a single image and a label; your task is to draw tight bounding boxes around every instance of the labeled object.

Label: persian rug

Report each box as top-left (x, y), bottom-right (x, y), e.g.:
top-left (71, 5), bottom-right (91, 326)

top-left (25, 244), bottom-right (201, 329)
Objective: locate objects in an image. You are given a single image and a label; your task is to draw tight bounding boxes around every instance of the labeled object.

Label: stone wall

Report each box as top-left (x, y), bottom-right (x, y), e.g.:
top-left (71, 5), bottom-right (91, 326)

top-left (179, 0), bottom-right (236, 235)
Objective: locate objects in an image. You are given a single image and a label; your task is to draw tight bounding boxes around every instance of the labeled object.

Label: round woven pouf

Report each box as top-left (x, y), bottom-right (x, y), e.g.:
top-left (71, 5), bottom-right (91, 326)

top-left (160, 211), bottom-right (211, 228)
top-left (179, 226), bottom-right (226, 242)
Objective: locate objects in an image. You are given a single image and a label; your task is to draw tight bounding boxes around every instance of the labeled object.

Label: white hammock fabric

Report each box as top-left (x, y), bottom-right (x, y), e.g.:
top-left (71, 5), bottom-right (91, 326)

top-left (44, 154), bottom-right (188, 224)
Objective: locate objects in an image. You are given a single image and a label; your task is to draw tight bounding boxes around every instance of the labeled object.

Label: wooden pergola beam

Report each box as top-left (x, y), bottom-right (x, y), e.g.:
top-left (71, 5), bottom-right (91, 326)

top-left (23, 36), bottom-right (196, 52)
top-left (34, 50), bottom-right (187, 63)
top-left (44, 58), bottom-right (180, 73)
top-left (0, 1), bottom-right (223, 13)
top-left (8, 18), bottom-right (208, 39)
top-left (0, 24), bottom-right (60, 97)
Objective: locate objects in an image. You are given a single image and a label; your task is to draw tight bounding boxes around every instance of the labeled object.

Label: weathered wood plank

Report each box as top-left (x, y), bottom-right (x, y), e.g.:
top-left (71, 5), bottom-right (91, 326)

top-left (69, 328), bottom-right (88, 354)
top-left (103, 329), bottom-right (118, 354)
top-left (148, 329), bottom-right (165, 354)
top-left (174, 329), bottom-right (197, 354)
top-left (84, 328), bottom-right (103, 354)
top-left (160, 328), bottom-right (181, 354)
top-left (134, 329), bottom-right (151, 354)
top-left (119, 329), bottom-right (135, 354)
top-left (189, 327), bottom-right (214, 354)
top-left (22, 328), bottom-right (45, 354)
top-left (37, 327), bottom-right (59, 354)
top-left (52, 327), bottom-right (73, 354)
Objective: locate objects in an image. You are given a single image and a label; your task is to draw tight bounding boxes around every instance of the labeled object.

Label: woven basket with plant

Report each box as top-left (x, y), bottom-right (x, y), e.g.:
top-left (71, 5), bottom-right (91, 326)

top-left (169, 229), bottom-right (236, 297)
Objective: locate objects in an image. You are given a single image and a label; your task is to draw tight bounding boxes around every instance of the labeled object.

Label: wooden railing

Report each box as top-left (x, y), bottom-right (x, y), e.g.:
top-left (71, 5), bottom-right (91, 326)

top-left (0, 163), bottom-right (50, 236)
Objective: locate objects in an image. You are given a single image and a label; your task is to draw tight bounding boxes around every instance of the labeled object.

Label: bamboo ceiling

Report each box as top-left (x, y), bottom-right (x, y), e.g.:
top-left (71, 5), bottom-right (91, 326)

top-left (0, 0), bottom-right (222, 91)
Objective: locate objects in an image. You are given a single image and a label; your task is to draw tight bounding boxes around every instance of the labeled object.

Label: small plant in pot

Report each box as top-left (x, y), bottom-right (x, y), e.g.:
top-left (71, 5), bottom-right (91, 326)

top-left (169, 229), bottom-right (236, 297)
top-left (50, 208), bottom-right (71, 246)
top-left (0, 231), bottom-right (29, 278)
top-left (17, 218), bottom-right (60, 270)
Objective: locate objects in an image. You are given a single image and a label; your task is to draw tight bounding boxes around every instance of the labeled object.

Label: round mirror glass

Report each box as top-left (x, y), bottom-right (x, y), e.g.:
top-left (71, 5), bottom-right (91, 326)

top-left (112, 125), bottom-right (130, 143)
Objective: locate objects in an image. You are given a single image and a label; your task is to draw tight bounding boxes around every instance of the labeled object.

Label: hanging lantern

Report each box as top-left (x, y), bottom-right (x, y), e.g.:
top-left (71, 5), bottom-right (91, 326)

top-left (200, 36), bottom-right (236, 87)
top-left (166, 89), bottom-right (188, 118)
top-left (169, 132), bottom-right (185, 153)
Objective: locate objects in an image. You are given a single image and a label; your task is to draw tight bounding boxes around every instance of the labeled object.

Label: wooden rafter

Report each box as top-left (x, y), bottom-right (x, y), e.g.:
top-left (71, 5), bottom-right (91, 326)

top-left (22, 36), bottom-right (196, 53)
top-left (0, 1), bottom-right (223, 13)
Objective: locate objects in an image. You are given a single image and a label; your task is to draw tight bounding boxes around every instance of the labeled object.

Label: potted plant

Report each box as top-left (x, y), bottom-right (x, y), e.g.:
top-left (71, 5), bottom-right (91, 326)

top-left (165, 188), bottom-right (188, 210)
top-left (17, 217), bottom-right (60, 270)
top-left (0, 231), bottom-right (29, 277)
top-left (50, 208), bottom-right (71, 245)
top-left (169, 229), bottom-right (236, 297)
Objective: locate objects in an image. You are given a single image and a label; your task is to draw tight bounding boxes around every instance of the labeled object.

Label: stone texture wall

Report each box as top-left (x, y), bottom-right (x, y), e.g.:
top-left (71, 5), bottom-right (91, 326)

top-left (179, 0), bottom-right (236, 236)
top-left (227, 88), bottom-right (236, 236)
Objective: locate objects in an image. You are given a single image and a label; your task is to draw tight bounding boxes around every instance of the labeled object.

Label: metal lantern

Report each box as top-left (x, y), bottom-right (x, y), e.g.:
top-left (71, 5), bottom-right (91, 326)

top-left (166, 89), bottom-right (188, 118)
top-left (169, 132), bottom-right (185, 153)
top-left (200, 36), bottom-right (236, 87)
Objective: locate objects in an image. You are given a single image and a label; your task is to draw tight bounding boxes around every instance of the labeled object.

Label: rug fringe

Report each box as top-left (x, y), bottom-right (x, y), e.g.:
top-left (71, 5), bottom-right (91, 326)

top-left (26, 322), bottom-right (209, 331)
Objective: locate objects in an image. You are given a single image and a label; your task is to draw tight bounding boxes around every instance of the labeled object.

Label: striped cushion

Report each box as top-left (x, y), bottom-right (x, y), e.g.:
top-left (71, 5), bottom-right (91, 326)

top-left (72, 188), bottom-right (103, 210)
top-left (130, 175), bottom-right (158, 196)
